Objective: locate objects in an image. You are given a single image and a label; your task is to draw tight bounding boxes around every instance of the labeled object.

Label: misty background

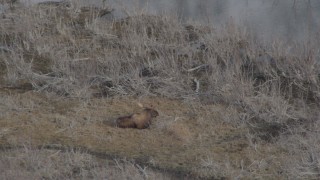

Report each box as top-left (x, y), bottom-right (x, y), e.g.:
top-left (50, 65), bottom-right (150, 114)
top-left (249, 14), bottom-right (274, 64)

top-left (11, 0), bottom-right (320, 42)
top-left (104, 0), bottom-right (320, 42)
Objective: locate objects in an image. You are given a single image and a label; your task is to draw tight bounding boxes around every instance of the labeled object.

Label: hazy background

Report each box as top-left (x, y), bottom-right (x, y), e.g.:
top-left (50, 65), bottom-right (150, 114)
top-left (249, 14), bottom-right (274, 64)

top-left (17, 0), bottom-right (320, 42)
top-left (105, 0), bottom-right (320, 42)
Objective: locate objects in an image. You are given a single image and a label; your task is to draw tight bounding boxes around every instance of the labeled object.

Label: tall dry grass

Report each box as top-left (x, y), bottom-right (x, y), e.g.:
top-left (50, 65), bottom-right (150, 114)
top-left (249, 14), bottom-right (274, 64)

top-left (0, 0), bottom-right (320, 179)
top-left (0, 145), bottom-right (173, 180)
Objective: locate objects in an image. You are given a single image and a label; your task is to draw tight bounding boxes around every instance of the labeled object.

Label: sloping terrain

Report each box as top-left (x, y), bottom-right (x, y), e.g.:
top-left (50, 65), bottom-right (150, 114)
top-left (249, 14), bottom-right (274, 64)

top-left (0, 88), bottom-right (304, 179)
top-left (0, 1), bottom-right (320, 179)
top-left (0, 89), bottom-right (246, 178)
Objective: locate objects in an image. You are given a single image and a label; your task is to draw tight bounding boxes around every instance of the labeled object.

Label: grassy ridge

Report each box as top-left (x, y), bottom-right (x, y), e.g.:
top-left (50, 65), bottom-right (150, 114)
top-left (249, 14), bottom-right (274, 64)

top-left (0, 1), bottom-right (320, 179)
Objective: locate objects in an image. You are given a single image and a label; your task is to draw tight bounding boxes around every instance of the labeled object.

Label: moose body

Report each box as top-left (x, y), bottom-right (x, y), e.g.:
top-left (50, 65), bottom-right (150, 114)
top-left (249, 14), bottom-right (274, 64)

top-left (116, 108), bottom-right (159, 129)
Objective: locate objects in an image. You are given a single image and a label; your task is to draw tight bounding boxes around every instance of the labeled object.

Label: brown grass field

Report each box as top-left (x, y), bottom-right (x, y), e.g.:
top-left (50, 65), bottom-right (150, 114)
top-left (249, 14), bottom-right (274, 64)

top-left (0, 1), bottom-right (320, 179)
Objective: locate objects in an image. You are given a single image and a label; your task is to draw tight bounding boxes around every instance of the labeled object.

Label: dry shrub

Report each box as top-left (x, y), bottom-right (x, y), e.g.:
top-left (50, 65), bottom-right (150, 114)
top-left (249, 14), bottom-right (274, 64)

top-left (6, 1), bottom-right (318, 101)
top-left (0, 1), bottom-right (215, 97)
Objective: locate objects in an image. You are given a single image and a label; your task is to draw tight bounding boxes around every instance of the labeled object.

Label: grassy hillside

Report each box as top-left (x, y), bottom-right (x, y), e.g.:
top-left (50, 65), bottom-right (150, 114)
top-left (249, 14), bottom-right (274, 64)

top-left (0, 1), bottom-right (319, 179)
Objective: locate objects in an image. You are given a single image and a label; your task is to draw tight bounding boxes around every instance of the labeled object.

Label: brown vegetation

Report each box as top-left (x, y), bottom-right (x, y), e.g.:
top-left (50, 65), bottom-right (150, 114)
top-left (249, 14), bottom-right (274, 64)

top-left (0, 0), bottom-right (320, 179)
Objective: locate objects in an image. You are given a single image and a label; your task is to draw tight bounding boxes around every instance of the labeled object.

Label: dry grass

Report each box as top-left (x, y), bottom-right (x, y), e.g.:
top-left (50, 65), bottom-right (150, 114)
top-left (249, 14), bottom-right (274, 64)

top-left (0, 145), bottom-right (175, 180)
top-left (0, 0), bottom-right (320, 179)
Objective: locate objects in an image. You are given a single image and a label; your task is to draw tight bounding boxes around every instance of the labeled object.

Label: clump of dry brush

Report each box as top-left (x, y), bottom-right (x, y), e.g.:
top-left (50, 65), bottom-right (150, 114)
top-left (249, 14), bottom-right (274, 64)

top-left (0, 1), bottom-right (320, 178)
top-left (1, 1), bottom-right (318, 101)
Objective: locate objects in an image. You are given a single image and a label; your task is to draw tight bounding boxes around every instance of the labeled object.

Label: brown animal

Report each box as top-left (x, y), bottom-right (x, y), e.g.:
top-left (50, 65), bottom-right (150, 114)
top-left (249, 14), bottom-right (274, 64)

top-left (115, 105), bottom-right (159, 129)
